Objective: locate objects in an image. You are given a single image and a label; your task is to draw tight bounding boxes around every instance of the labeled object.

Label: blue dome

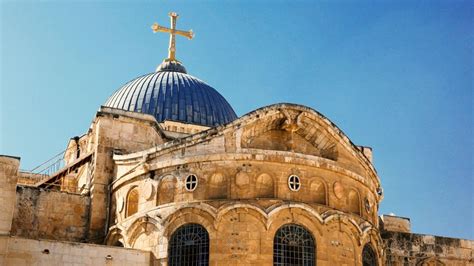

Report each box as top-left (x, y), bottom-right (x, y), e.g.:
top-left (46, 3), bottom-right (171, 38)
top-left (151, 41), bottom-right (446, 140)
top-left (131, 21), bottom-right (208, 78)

top-left (104, 62), bottom-right (237, 127)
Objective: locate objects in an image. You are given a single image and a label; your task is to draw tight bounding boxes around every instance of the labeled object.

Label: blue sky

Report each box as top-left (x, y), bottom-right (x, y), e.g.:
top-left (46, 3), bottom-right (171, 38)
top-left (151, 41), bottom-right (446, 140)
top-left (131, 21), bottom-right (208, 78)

top-left (1, 1), bottom-right (472, 239)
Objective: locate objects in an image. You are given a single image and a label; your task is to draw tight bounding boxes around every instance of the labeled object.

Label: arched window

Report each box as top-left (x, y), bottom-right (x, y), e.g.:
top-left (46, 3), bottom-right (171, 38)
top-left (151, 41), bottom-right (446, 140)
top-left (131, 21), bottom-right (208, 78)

top-left (274, 224), bottom-right (316, 266)
top-left (362, 244), bottom-right (377, 266)
top-left (126, 187), bottom-right (139, 217)
top-left (168, 223), bottom-right (209, 266)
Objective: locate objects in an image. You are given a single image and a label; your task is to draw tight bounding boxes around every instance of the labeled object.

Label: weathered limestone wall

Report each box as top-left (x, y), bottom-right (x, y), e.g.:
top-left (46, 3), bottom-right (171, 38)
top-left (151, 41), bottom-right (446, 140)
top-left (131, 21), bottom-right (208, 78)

top-left (0, 155), bottom-right (20, 236)
top-left (382, 231), bottom-right (473, 265)
top-left (0, 236), bottom-right (151, 265)
top-left (380, 215), bottom-right (411, 233)
top-left (11, 186), bottom-right (90, 242)
top-left (114, 158), bottom-right (376, 222)
top-left (160, 120), bottom-right (209, 134)
top-left (17, 171), bottom-right (45, 186)
top-left (86, 107), bottom-right (166, 243)
top-left (108, 200), bottom-right (382, 265)
top-left (106, 105), bottom-right (383, 264)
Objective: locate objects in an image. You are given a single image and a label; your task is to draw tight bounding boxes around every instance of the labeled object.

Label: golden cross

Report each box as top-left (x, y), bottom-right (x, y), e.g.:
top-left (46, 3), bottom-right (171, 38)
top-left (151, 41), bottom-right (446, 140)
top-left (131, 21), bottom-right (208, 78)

top-left (151, 12), bottom-right (194, 62)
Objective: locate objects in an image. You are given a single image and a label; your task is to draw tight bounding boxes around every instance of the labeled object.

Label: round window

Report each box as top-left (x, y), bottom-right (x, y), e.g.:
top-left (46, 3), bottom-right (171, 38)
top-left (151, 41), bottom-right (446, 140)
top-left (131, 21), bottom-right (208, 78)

top-left (288, 175), bottom-right (301, 191)
top-left (185, 174), bottom-right (198, 191)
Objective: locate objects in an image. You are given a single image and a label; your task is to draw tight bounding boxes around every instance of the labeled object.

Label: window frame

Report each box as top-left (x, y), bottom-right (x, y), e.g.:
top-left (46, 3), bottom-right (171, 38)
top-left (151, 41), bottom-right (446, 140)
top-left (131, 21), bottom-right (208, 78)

top-left (362, 243), bottom-right (378, 266)
top-left (273, 223), bottom-right (316, 266)
top-left (168, 223), bottom-right (210, 266)
top-left (185, 174), bottom-right (198, 192)
top-left (125, 186), bottom-right (139, 218)
top-left (288, 174), bottom-right (301, 191)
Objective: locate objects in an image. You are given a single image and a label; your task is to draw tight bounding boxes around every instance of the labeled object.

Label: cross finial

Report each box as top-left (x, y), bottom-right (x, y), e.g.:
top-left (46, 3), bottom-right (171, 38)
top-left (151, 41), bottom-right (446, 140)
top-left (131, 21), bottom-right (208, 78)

top-left (151, 12), bottom-right (194, 62)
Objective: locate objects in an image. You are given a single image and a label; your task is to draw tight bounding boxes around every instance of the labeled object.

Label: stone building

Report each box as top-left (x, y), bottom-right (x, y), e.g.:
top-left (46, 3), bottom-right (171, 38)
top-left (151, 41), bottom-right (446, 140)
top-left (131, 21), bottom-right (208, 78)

top-left (0, 12), bottom-right (472, 266)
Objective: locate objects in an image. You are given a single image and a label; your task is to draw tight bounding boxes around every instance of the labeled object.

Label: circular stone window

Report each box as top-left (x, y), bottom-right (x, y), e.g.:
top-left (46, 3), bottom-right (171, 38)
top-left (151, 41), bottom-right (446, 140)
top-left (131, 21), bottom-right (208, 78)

top-left (185, 174), bottom-right (198, 192)
top-left (288, 175), bottom-right (301, 191)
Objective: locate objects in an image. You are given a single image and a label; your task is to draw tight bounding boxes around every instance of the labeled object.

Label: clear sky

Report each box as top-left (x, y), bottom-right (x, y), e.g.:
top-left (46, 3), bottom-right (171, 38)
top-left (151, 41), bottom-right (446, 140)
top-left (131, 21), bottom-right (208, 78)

top-left (1, 1), bottom-right (472, 239)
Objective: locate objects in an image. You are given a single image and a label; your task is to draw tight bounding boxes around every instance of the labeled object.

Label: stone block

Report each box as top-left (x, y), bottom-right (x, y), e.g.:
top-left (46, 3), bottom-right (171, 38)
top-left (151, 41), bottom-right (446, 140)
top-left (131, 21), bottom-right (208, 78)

top-left (380, 214), bottom-right (411, 233)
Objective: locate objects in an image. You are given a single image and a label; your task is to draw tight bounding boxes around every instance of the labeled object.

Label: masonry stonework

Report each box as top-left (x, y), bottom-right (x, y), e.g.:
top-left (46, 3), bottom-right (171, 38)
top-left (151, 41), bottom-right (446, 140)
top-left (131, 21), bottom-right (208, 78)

top-left (2, 102), bottom-right (472, 265)
top-left (0, 156), bottom-right (20, 236)
top-left (11, 186), bottom-right (90, 242)
top-left (1, 29), bottom-right (472, 264)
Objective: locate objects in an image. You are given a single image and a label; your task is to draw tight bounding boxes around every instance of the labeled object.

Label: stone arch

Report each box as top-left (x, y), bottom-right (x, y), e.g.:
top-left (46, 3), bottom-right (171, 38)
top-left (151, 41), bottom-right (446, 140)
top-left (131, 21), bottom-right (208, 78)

top-left (255, 173), bottom-right (274, 198)
top-left (215, 203), bottom-right (268, 229)
top-left (360, 226), bottom-right (384, 257)
top-left (126, 186), bottom-right (139, 217)
top-left (267, 203), bottom-right (324, 228)
top-left (163, 207), bottom-right (217, 239)
top-left (318, 212), bottom-right (361, 264)
top-left (240, 108), bottom-right (339, 160)
top-left (168, 223), bottom-right (210, 266)
top-left (241, 112), bottom-right (286, 147)
top-left (267, 203), bottom-right (324, 237)
top-left (417, 258), bottom-right (446, 266)
top-left (327, 222), bottom-right (359, 264)
top-left (273, 223), bottom-right (316, 265)
top-left (233, 170), bottom-right (252, 199)
top-left (105, 227), bottom-right (126, 247)
top-left (362, 243), bottom-right (378, 266)
top-left (126, 216), bottom-right (161, 248)
top-left (310, 179), bottom-right (327, 205)
top-left (347, 189), bottom-right (361, 215)
top-left (208, 172), bottom-right (227, 199)
top-left (323, 211), bottom-right (363, 232)
top-left (158, 174), bottom-right (176, 205)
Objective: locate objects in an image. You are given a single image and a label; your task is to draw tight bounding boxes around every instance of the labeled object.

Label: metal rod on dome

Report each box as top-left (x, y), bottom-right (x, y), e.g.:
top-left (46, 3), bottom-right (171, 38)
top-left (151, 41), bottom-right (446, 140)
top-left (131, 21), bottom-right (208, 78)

top-left (151, 12), bottom-right (194, 62)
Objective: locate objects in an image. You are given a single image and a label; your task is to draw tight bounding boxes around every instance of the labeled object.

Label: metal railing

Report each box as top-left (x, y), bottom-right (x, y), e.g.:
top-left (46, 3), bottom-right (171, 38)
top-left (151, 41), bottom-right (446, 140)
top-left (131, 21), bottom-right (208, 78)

top-left (26, 146), bottom-right (83, 180)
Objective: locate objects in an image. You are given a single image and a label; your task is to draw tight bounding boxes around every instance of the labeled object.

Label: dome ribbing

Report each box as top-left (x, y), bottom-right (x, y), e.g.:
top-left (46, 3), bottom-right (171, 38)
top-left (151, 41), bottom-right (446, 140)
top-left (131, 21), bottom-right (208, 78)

top-left (104, 63), bottom-right (237, 127)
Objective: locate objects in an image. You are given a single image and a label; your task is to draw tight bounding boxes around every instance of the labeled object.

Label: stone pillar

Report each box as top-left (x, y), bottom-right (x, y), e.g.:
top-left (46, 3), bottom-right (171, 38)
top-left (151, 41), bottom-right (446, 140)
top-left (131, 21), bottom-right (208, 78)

top-left (0, 155), bottom-right (20, 235)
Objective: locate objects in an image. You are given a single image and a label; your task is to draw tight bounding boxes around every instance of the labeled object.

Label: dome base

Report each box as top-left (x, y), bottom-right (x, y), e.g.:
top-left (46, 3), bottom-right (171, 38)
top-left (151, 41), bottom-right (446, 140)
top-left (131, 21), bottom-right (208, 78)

top-left (156, 60), bottom-right (187, 73)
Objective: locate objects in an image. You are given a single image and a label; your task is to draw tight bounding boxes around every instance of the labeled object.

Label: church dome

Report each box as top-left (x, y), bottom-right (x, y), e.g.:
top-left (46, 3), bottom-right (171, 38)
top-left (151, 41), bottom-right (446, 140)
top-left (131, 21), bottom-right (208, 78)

top-left (104, 61), bottom-right (237, 127)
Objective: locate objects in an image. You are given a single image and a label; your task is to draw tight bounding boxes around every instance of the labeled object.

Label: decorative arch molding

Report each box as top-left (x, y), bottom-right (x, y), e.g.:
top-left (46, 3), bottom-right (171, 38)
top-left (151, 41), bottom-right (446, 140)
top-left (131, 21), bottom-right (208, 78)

top-left (113, 104), bottom-right (380, 192)
top-left (155, 173), bottom-right (178, 188)
top-left (417, 257), bottom-right (446, 266)
top-left (160, 204), bottom-right (218, 229)
top-left (157, 201), bottom-right (352, 233)
top-left (115, 201), bottom-right (378, 250)
top-left (157, 174), bottom-right (177, 205)
top-left (309, 177), bottom-right (328, 205)
top-left (266, 203), bottom-right (325, 230)
top-left (215, 203), bottom-right (268, 229)
top-left (360, 234), bottom-right (384, 266)
top-left (213, 201), bottom-right (371, 241)
top-left (360, 222), bottom-right (375, 240)
top-left (240, 109), bottom-right (339, 160)
top-left (321, 210), bottom-right (361, 228)
top-left (360, 222), bottom-right (383, 250)
top-left (321, 210), bottom-right (369, 245)
top-left (105, 226), bottom-right (127, 247)
top-left (208, 172), bottom-right (228, 199)
top-left (162, 207), bottom-right (217, 239)
top-left (347, 188), bottom-right (362, 215)
top-left (116, 151), bottom-right (380, 197)
top-left (125, 215), bottom-right (162, 245)
top-left (255, 173), bottom-right (274, 198)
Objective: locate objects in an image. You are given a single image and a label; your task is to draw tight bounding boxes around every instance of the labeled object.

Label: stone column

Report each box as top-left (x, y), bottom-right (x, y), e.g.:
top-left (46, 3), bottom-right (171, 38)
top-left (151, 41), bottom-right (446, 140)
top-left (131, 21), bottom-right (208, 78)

top-left (0, 155), bottom-right (20, 235)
